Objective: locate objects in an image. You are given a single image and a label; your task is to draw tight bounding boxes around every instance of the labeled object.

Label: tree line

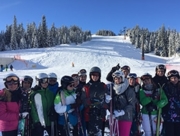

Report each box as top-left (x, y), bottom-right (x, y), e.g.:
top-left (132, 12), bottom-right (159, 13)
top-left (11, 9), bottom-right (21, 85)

top-left (0, 15), bottom-right (91, 51)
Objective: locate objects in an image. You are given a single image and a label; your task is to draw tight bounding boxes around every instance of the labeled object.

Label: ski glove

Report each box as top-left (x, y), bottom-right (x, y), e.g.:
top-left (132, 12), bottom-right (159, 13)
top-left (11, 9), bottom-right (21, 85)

top-left (105, 94), bottom-right (112, 103)
top-left (145, 102), bottom-right (157, 112)
top-left (111, 64), bottom-right (120, 72)
top-left (19, 112), bottom-right (29, 119)
top-left (114, 110), bottom-right (125, 117)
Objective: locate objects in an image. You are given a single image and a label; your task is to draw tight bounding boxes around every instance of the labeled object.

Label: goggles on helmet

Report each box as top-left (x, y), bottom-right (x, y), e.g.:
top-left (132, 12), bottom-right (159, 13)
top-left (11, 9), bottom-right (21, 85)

top-left (78, 69), bottom-right (87, 76)
top-left (128, 73), bottom-right (137, 79)
top-left (156, 64), bottom-right (166, 70)
top-left (4, 76), bottom-right (19, 82)
top-left (167, 70), bottom-right (179, 78)
top-left (39, 78), bottom-right (48, 83)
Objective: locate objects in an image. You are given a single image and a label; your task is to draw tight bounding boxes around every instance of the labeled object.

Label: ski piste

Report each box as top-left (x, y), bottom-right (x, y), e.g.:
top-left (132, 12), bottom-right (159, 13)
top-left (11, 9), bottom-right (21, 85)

top-left (60, 91), bottom-right (71, 136)
top-left (34, 93), bottom-right (49, 136)
top-left (156, 84), bottom-right (165, 136)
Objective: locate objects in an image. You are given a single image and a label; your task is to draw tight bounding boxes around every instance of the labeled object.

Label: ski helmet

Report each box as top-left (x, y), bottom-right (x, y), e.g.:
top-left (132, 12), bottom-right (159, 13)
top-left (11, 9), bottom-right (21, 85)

top-left (48, 73), bottom-right (57, 79)
top-left (78, 69), bottom-right (87, 76)
top-left (140, 73), bottom-right (152, 81)
top-left (61, 76), bottom-right (74, 89)
top-left (3, 73), bottom-right (20, 88)
top-left (89, 66), bottom-right (101, 80)
top-left (21, 75), bottom-right (33, 87)
top-left (35, 73), bottom-right (48, 85)
top-left (155, 64), bottom-right (166, 73)
top-left (121, 65), bottom-right (130, 72)
top-left (167, 70), bottom-right (180, 80)
top-left (112, 70), bottom-right (125, 82)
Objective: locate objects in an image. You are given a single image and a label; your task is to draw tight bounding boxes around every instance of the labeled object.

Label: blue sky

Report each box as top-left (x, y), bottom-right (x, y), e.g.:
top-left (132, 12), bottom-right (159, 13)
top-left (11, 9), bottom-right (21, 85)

top-left (0, 0), bottom-right (180, 34)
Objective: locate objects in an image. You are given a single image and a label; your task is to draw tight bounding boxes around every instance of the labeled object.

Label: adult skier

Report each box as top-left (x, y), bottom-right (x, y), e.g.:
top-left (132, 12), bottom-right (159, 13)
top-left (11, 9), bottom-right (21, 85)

top-left (81, 66), bottom-right (111, 136)
top-left (54, 76), bottom-right (82, 136)
top-left (162, 70), bottom-right (180, 136)
top-left (139, 73), bottom-right (167, 136)
top-left (30, 73), bottom-right (54, 136)
top-left (0, 73), bottom-right (21, 136)
top-left (107, 70), bottom-right (136, 136)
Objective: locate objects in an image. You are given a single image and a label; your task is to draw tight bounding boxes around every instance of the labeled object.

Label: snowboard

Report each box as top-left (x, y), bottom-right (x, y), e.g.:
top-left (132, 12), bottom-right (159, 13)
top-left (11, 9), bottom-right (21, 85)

top-left (17, 118), bottom-right (26, 136)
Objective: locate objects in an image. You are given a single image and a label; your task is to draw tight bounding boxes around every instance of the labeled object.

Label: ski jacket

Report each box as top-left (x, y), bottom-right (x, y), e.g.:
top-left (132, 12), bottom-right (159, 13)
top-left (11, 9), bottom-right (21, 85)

top-left (30, 87), bottom-right (54, 127)
top-left (48, 82), bottom-right (59, 95)
top-left (139, 88), bottom-right (168, 115)
top-left (110, 81), bottom-right (136, 122)
top-left (152, 74), bottom-right (168, 88)
top-left (162, 81), bottom-right (180, 122)
top-left (81, 81), bottom-right (109, 121)
top-left (0, 88), bottom-right (21, 131)
top-left (54, 88), bottom-right (82, 126)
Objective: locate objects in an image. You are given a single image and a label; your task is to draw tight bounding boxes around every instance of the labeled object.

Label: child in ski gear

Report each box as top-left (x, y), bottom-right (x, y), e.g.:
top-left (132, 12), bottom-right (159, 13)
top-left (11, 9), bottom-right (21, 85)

top-left (54, 75), bottom-right (82, 136)
top-left (0, 73), bottom-right (21, 136)
top-left (48, 72), bottom-right (59, 95)
top-left (153, 64), bottom-right (168, 88)
top-left (127, 73), bottom-right (143, 136)
top-left (121, 65), bottom-right (130, 78)
top-left (139, 73), bottom-right (168, 136)
top-left (106, 64), bottom-right (120, 82)
top-left (81, 66), bottom-right (110, 136)
top-left (162, 70), bottom-right (180, 136)
top-left (30, 73), bottom-right (54, 136)
top-left (19, 75), bottom-right (33, 136)
top-left (107, 70), bottom-right (136, 136)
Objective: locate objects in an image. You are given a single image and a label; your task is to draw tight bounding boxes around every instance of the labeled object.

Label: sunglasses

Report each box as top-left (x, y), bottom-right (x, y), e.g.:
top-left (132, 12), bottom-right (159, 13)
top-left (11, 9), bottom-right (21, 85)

top-left (39, 78), bottom-right (48, 83)
top-left (48, 78), bottom-right (57, 82)
top-left (6, 81), bottom-right (18, 86)
top-left (68, 84), bottom-right (75, 88)
top-left (128, 73), bottom-right (137, 78)
top-left (156, 64), bottom-right (166, 70)
top-left (5, 76), bottom-right (19, 82)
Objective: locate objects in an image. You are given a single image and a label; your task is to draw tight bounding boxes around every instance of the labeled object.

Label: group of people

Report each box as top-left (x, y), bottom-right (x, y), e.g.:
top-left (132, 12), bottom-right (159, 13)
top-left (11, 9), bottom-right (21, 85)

top-left (0, 64), bottom-right (179, 136)
top-left (0, 64), bottom-right (13, 72)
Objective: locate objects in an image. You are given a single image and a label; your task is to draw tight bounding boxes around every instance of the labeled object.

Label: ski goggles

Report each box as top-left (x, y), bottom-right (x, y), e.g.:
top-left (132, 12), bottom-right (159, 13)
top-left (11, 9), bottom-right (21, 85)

top-left (48, 78), bottom-right (57, 82)
top-left (167, 70), bottom-right (179, 77)
top-left (156, 64), bottom-right (166, 70)
top-left (78, 69), bottom-right (87, 76)
top-left (5, 76), bottom-right (19, 82)
top-left (6, 81), bottom-right (18, 86)
top-left (39, 78), bottom-right (48, 83)
top-left (128, 73), bottom-right (137, 79)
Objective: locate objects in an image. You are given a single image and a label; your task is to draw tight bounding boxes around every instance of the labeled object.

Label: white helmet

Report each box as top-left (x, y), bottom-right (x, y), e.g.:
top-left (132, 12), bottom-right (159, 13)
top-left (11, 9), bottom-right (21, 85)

top-left (36, 73), bottom-right (48, 81)
top-left (48, 73), bottom-right (57, 79)
top-left (112, 70), bottom-right (125, 82)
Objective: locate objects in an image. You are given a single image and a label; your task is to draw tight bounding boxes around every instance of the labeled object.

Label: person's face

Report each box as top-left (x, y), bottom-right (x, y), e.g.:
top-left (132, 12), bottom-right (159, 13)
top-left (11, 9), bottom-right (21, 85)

top-left (114, 77), bottom-right (122, 84)
top-left (22, 81), bottom-right (31, 90)
top-left (142, 78), bottom-right (152, 85)
top-left (6, 81), bottom-right (19, 91)
top-left (122, 70), bottom-right (129, 78)
top-left (40, 78), bottom-right (48, 89)
top-left (72, 77), bottom-right (79, 87)
top-left (170, 76), bottom-right (179, 85)
top-left (48, 78), bottom-right (57, 85)
top-left (157, 69), bottom-right (165, 77)
top-left (79, 75), bottom-right (87, 83)
top-left (67, 83), bottom-right (75, 91)
top-left (91, 73), bottom-right (99, 82)
top-left (128, 78), bottom-right (136, 86)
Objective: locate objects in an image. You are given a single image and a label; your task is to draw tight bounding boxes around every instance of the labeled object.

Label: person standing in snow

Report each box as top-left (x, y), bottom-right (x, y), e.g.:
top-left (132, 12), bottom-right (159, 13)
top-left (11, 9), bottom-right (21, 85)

top-left (10, 65), bottom-right (13, 71)
top-left (107, 70), bottom-right (136, 136)
top-left (20, 75), bottom-right (34, 136)
top-left (30, 73), bottom-right (54, 136)
top-left (48, 72), bottom-right (59, 95)
top-left (0, 65), bottom-right (3, 72)
top-left (5, 65), bottom-right (8, 72)
top-left (54, 76), bottom-right (82, 136)
top-left (0, 74), bottom-right (21, 136)
top-left (81, 66), bottom-right (110, 136)
top-left (162, 70), bottom-right (180, 136)
top-left (139, 73), bottom-right (168, 136)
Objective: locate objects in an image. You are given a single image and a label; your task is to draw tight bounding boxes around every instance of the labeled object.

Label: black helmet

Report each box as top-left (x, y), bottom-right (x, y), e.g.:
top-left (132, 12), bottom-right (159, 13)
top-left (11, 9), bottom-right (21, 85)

top-left (61, 76), bottom-right (74, 89)
top-left (167, 70), bottom-right (179, 80)
top-left (22, 75), bottom-right (33, 87)
top-left (90, 66), bottom-right (101, 74)
top-left (155, 64), bottom-right (166, 73)
top-left (141, 73), bottom-right (152, 81)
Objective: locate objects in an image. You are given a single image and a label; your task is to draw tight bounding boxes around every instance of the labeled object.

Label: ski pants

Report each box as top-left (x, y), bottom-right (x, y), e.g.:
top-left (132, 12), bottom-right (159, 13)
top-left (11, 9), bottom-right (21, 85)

top-left (58, 124), bottom-right (78, 136)
top-left (142, 114), bottom-right (162, 136)
top-left (163, 121), bottom-right (180, 136)
top-left (2, 130), bottom-right (17, 136)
